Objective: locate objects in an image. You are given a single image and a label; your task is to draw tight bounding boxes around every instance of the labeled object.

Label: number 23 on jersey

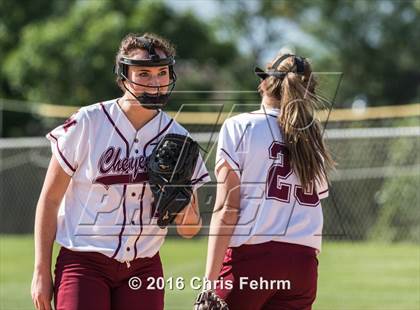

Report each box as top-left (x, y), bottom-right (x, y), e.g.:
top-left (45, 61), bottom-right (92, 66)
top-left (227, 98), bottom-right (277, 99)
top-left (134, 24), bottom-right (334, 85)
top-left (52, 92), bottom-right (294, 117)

top-left (266, 141), bottom-right (321, 207)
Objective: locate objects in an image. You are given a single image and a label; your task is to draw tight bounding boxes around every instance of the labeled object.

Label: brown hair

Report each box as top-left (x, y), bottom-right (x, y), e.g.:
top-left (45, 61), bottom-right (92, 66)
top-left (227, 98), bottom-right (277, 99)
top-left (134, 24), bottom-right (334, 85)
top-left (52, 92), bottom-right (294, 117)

top-left (115, 33), bottom-right (176, 89)
top-left (259, 54), bottom-right (336, 190)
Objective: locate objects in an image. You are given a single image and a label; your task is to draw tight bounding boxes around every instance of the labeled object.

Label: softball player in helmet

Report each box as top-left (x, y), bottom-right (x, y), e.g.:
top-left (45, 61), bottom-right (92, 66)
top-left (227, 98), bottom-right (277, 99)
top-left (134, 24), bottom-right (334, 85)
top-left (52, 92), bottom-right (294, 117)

top-left (31, 33), bottom-right (210, 310)
top-left (203, 53), bottom-right (335, 310)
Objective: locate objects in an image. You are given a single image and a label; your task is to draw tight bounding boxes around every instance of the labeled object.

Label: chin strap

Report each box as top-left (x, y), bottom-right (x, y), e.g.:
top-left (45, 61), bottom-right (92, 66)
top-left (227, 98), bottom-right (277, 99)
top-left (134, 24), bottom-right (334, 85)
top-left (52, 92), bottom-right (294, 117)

top-left (122, 80), bottom-right (175, 110)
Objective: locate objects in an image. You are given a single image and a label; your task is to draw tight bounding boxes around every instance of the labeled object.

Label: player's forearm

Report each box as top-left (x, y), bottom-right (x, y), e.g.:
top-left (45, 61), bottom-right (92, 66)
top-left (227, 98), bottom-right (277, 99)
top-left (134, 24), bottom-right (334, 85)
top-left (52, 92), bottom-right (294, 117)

top-left (176, 210), bottom-right (201, 238)
top-left (176, 194), bottom-right (202, 238)
top-left (205, 205), bottom-right (239, 282)
top-left (205, 163), bottom-right (241, 282)
top-left (176, 221), bottom-right (202, 238)
top-left (33, 197), bottom-right (59, 272)
top-left (181, 198), bottom-right (201, 225)
top-left (34, 156), bottom-right (70, 272)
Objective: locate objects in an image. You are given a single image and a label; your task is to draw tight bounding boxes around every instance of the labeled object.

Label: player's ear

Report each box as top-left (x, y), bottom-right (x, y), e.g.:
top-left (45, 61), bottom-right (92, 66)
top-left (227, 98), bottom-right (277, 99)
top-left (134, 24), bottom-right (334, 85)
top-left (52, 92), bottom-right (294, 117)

top-left (257, 80), bottom-right (267, 96)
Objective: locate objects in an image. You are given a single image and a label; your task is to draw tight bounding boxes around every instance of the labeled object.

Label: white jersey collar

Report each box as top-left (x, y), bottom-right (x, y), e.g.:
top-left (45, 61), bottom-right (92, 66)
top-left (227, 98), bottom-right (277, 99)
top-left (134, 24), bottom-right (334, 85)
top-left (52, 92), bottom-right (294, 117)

top-left (102, 99), bottom-right (172, 146)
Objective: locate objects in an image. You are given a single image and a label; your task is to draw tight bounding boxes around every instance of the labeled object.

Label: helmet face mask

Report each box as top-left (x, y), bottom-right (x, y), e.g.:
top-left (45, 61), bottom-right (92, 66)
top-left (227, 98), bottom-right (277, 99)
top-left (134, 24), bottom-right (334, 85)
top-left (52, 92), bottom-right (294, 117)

top-left (115, 38), bottom-right (177, 110)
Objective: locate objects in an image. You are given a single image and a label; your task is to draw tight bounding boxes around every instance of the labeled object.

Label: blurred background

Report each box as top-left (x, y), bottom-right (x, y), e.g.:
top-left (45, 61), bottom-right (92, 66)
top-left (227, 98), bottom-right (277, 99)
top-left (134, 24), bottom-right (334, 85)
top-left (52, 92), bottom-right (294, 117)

top-left (0, 0), bottom-right (419, 309)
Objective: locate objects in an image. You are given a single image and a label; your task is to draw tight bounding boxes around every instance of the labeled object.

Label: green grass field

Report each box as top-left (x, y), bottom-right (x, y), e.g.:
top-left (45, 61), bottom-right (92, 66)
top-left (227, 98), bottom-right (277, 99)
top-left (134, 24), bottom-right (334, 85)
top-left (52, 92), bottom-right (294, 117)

top-left (0, 235), bottom-right (419, 310)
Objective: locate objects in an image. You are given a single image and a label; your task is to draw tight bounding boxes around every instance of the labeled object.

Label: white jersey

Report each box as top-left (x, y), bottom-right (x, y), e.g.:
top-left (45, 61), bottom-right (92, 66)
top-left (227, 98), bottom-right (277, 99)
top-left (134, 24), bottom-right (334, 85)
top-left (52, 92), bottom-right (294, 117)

top-left (215, 107), bottom-right (328, 252)
top-left (46, 99), bottom-right (210, 263)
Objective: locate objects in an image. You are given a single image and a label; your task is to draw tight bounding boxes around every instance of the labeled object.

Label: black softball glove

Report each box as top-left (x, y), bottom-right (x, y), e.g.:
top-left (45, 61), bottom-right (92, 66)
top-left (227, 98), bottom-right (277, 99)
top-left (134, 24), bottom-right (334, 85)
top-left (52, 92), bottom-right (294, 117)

top-left (147, 133), bottom-right (199, 228)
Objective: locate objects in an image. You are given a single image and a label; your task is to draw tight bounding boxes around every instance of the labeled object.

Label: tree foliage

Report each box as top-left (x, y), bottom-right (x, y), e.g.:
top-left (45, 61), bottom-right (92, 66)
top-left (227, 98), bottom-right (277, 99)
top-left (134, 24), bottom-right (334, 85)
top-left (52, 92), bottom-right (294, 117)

top-left (1, 0), bottom-right (238, 107)
top-left (216, 0), bottom-right (420, 107)
top-left (1, 0), bottom-right (420, 136)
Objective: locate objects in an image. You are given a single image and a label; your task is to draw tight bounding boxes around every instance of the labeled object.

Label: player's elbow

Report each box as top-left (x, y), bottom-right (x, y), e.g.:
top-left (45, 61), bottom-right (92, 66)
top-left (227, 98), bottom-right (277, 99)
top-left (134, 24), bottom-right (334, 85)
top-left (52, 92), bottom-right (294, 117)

top-left (177, 222), bottom-right (202, 238)
top-left (215, 204), bottom-right (240, 226)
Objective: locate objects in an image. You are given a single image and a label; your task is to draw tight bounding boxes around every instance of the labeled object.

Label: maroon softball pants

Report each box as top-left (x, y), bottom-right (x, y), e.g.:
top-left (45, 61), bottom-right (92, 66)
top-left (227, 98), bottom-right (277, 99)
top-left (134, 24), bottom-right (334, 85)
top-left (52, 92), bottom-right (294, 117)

top-left (215, 241), bottom-right (318, 310)
top-left (54, 247), bottom-right (164, 310)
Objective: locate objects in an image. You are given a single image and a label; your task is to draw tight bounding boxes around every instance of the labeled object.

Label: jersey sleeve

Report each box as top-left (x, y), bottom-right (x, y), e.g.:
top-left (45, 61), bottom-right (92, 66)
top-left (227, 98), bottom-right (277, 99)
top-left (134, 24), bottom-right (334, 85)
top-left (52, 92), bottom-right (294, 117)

top-left (191, 153), bottom-right (211, 192)
top-left (316, 175), bottom-right (329, 200)
top-left (46, 109), bottom-right (89, 176)
top-left (215, 119), bottom-right (243, 178)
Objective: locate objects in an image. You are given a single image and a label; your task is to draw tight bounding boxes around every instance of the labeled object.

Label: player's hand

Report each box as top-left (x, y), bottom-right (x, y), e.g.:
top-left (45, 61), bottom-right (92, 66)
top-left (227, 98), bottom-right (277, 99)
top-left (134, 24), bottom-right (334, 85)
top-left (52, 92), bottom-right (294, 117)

top-left (31, 269), bottom-right (53, 310)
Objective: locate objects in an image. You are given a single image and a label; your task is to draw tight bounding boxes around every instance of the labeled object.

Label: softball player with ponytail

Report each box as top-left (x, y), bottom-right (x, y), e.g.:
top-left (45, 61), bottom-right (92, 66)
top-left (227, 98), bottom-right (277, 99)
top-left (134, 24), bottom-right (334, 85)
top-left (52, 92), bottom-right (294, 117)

top-left (199, 54), bottom-right (335, 310)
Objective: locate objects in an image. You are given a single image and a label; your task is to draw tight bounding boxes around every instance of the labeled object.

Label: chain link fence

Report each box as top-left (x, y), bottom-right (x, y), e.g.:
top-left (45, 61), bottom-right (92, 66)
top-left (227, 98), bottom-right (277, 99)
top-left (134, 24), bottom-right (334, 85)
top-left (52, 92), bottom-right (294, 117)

top-left (1, 121), bottom-right (419, 242)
